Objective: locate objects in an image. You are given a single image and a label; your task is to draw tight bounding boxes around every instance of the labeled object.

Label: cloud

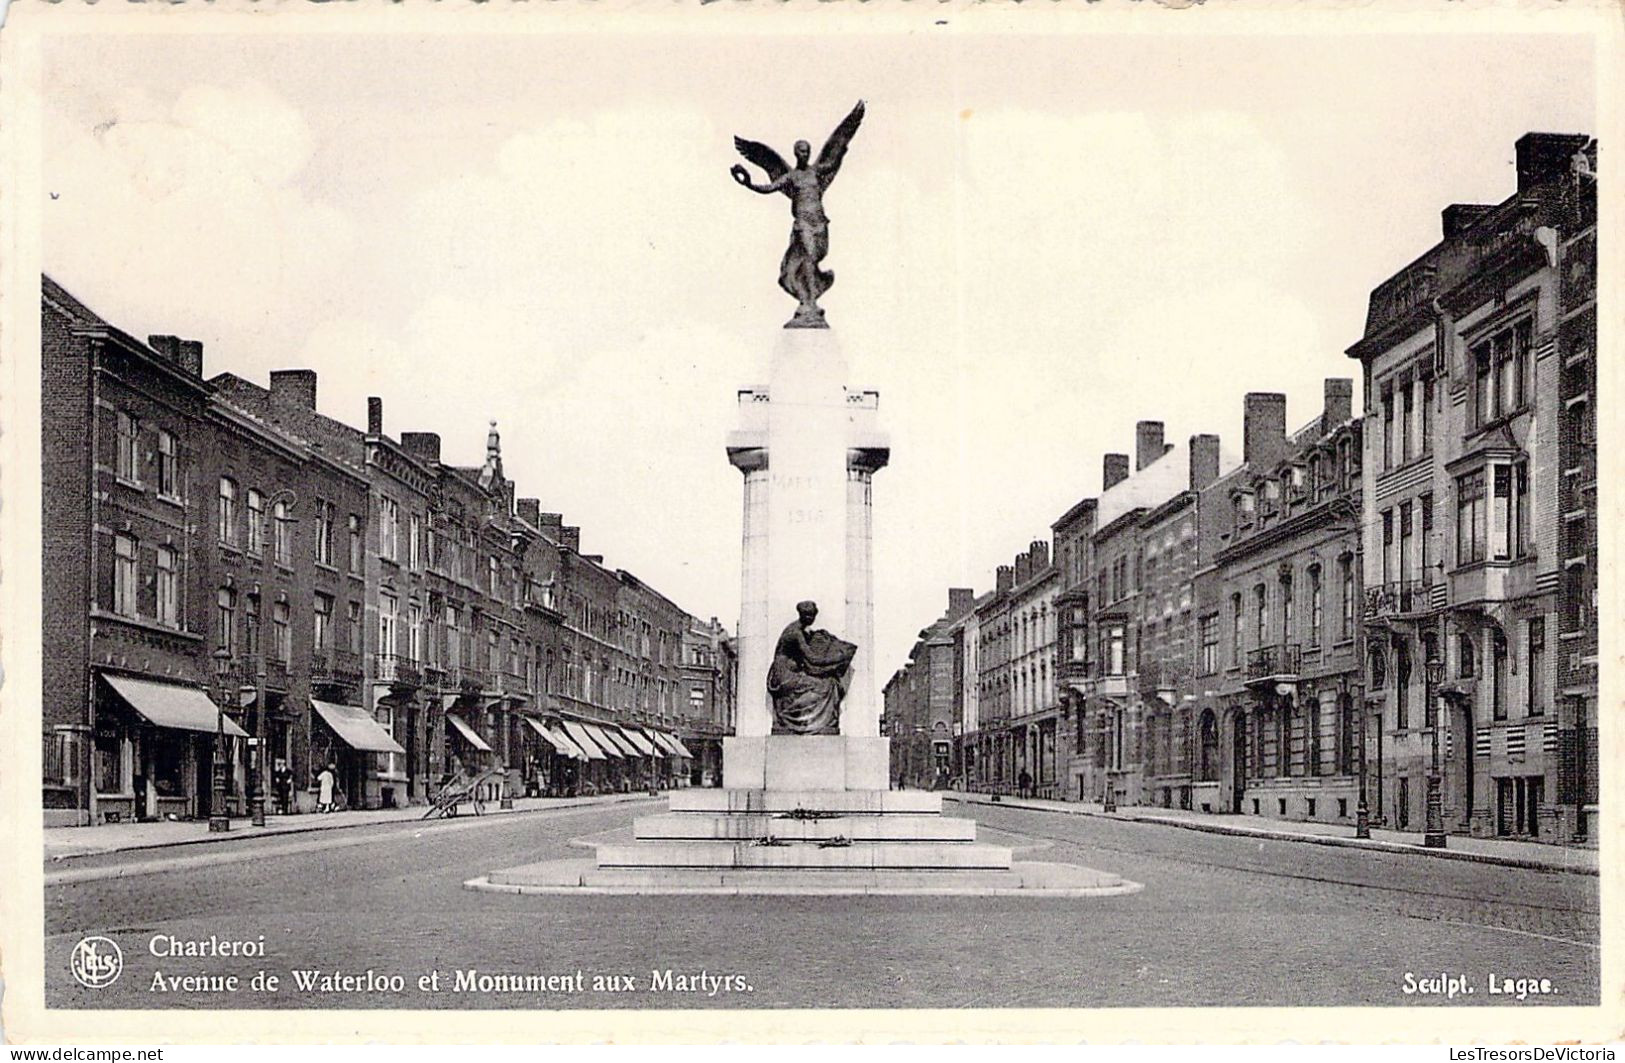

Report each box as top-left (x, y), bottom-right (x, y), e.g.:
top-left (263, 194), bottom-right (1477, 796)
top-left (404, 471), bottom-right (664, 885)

top-left (43, 81), bottom-right (354, 346)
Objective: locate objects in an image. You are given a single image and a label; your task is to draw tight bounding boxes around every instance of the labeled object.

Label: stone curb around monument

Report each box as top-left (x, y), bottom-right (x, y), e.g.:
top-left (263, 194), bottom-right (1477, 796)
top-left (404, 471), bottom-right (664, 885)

top-left (945, 794), bottom-right (1599, 877)
top-left (462, 863), bottom-right (1144, 899)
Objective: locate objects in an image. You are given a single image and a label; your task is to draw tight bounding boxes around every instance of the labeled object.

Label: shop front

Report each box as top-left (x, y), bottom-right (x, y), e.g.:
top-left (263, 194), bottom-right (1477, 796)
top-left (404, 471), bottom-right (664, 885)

top-left (96, 674), bottom-right (249, 823)
top-left (311, 699), bottom-right (407, 811)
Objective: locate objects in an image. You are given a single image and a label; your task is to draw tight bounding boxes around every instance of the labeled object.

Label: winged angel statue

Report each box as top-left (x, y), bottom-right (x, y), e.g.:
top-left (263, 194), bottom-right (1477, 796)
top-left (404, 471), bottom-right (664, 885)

top-left (730, 101), bottom-right (866, 328)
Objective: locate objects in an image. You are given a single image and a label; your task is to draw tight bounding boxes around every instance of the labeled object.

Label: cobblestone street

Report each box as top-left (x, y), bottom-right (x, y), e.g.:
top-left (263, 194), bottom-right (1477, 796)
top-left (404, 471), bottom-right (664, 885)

top-left (44, 797), bottom-right (1598, 1010)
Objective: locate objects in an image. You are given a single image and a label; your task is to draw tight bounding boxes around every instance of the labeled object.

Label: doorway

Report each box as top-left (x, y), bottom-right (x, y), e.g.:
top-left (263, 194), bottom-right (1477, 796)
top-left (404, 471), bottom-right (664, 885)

top-left (1230, 711), bottom-right (1248, 813)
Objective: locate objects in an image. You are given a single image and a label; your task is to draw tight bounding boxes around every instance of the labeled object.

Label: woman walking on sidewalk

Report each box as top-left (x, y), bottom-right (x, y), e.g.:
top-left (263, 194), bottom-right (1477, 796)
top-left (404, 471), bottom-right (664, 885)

top-left (316, 763), bottom-right (337, 814)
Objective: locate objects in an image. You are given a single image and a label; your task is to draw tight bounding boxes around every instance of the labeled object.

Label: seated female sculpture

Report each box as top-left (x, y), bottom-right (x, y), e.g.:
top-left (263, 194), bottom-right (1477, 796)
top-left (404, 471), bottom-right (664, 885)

top-left (767, 601), bottom-right (857, 735)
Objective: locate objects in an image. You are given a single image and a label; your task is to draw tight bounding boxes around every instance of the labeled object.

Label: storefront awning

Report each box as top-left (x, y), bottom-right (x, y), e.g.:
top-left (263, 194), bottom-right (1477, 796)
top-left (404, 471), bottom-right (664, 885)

top-left (558, 720), bottom-right (610, 760)
top-left (665, 733), bottom-right (696, 759)
top-left (580, 723), bottom-right (627, 758)
top-left (102, 675), bottom-right (248, 738)
top-left (618, 728), bottom-right (660, 757)
top-left (649, 730), bottom-right (694, 759)
top-left (524, 717), bottom-right (586, 761)
top-left (312, 700), bottom-right (406, 755)
top-left (446, 713), bottom-right (493, 753)
top-left (595, 726), bottom-right (641, 758)
top-left (441, 694), bottom-right (461, 711)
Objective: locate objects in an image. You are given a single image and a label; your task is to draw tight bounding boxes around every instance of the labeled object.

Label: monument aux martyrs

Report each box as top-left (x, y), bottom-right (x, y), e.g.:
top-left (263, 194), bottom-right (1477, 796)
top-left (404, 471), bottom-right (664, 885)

top-left (470, 104), bottom-right (1134, 897)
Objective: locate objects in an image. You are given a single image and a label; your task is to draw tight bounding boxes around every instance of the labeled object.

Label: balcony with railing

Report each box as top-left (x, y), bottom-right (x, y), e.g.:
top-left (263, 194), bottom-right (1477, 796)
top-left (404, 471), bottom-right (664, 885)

top-left (1246, 643), bottom-right (1301, 685)
top-left (374, 653), bottom-right (421, 689)
top-left (1364, 580), bottom-right (1436, 619)
top-left (311, 649), bottom-right (365, 687)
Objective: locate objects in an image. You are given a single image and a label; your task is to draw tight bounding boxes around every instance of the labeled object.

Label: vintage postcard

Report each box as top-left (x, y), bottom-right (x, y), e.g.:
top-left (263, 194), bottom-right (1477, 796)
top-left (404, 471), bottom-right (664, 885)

top-left (0, 0), bottom-right (1618, 1046)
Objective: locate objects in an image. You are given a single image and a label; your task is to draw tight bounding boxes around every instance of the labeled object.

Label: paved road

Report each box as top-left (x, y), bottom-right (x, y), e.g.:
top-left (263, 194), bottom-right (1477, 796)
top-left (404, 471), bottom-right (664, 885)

top-left (42, 798), bottom-right (1597, 1010)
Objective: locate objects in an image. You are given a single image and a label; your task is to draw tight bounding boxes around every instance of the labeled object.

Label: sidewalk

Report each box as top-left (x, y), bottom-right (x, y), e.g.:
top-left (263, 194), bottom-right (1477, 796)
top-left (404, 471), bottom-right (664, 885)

top-left (945, 792), bottom-right (1598, 876)
top-left (44, 791), bottom-right (665, 862)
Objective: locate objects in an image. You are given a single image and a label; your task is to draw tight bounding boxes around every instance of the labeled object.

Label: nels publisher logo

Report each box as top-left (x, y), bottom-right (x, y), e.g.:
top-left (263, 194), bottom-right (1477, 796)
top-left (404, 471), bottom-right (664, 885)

top-left (70, 936), bottom-right (123, 989)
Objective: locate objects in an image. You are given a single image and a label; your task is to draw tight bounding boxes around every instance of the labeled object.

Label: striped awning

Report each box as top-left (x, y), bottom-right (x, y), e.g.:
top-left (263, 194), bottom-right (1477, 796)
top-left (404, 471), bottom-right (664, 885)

top-left (618, 728), bottom-right (660, 757)
top-left (312, 700), bottom-right (406, 755)
top-left (594, 726), bottom-right (642, 758)
top-left (580, 723), bottom-right (628, 758)
top-left (558, 720), bottom-right (610, 760)
top-left (524, 716), bottom-right (586, 761)
top-left (446, 713), bottom-right (493, 753)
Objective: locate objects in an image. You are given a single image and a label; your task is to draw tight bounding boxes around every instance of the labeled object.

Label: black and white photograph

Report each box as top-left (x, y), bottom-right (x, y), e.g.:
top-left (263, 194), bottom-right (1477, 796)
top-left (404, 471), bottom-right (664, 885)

top-left (0, 2), bottom-right (1616, 1046)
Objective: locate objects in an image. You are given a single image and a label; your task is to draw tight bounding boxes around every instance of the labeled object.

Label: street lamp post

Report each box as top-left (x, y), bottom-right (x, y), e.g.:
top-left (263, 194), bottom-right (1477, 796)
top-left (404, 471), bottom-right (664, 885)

top-left (1350, 674), bottom-right (1370, 840)
top-left (1423, 653), bottom-right (1447, 848)
top-left (1102, 706), bottom-right (1117, 813)
top-left (209, 647), bottom-right (232, 833)
top-left (249, 657), bottom-right (267, 827)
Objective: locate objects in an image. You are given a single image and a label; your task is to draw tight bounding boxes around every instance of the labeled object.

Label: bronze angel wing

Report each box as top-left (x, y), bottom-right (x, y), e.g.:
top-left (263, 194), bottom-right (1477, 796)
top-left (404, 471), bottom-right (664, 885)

top-left (733, 136), bottom-right (790, 181)
top-left (814, 100), bottom-right (866, 182)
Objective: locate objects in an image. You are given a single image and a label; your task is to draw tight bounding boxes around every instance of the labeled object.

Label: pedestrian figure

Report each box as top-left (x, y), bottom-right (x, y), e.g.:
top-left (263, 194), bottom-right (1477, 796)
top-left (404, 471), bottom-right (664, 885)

top-left (272, 758), bottom-right (294, 815)
top-left (1018, 767), bottom-right (1033, 799)
top-left (317, 762), bottom-right (337, 814)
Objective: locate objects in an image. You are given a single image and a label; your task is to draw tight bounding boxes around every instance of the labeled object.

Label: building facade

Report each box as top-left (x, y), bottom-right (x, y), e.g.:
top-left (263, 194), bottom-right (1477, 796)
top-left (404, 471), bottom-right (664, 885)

top-left (42, 277), bottom-right (733, 826)
top-left (1346, 132), bottom-right (1598, 842)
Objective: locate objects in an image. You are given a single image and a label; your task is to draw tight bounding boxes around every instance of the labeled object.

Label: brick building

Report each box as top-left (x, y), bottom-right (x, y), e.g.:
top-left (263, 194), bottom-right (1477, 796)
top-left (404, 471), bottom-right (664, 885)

top-left (1346, 132), bottom-right (1598, 842)
top-left (883, 588), bottom-right (973, 788)
top-left (42, 277), bottom-right (732, 826)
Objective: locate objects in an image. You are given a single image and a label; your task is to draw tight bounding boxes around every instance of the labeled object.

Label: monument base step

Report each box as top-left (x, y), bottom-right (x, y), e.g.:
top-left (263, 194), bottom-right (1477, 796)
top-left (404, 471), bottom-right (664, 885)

top-left (667, 789), bottom-right (942, 815)
top-left (471, 858), bottom-right (1139, 897)
top-left (633, 812), bottom-right (976, 842)
top-left (594, 840), bottom-right (1012, 870)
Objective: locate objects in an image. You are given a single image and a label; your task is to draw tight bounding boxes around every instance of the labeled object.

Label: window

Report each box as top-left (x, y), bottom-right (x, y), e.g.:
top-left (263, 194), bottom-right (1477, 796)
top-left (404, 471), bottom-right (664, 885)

top-left (348, 514), bottom-right (363, 573)
top-left (1382, 384), bottom-right (1394, 470)
top-left (1338, 693), bottom-right (1356, 776)
top-left (1198, 614), bottom-right (1219, 675)
top-left (157, 430), bottom-right (179, 499)
top-left (1339, 556), bottom-right (1354, 640)
top-left (1491, 630), bottom-right (1509, 721)
top-left (1308, 566), bottom-right (1323, 647)
top-left (488, 556), bottom-right (500, 598)
top-left (1399, 501), bottom-right (1414, 582)
top-left (155, 545), bottom-right (178, 627)
top-left (1526, 618), bottom-right (1545, 717)
top-left (273, 500), bottom-right (292, 566)
top-left (1421, 376), bottom-right (1435, 456)
top-left (379, 594), bottom-right (397, 657)
top-left (407, 602), bottom-right (423, 662)
top-left (218, 478), bottom-right (239, 547)
top-left (1101, 625), bottom-right (1125, 675)
top-left (316, 501), bottom-right (334, 567)
top-left (1230, 593), bottom-right (1244, 662)
top-left (346, 601), bottom-right (363, 653)
top-left (217, 587), bottom-right (237, 654)
top-left (380, 497), bottom-right (399, 562)
top-left (1381, 509), bottom-right (1395, 583)
top-left (1398, 375), bottom-right (1413, 463)
top-left (245, 594), bottom-right (260, 659)
top-left (1370, 647), bottom-right (1386, 690)
top-left (1280, 571), bottom-right (1293, 642)
top-left (1254, 583), bottom-right (1268, 646)
top-left (446, 606), bottom-right (461, 669)
top-left (1458, 633), bottom-right (1476, 678)
top-left (1420, 494), bottom-right (1434, 581)
top-left (1486, 462), bottom-right (1532, 561)
top-left (244, 489), bottom-right (265, 556)
top-left (113, 533), bottom-right (138, 617)
top-left (409, 514), bottom-right (421, 571)
top-left (314, 593), bottom-right (333, 652)
top-left (1456, 471), bottom-right (1486, 564)
top-left (1395, 642), bottom-right (1411, 730)
top-left (116, 411), bottom-right (140, 483)
top-left (272, 600), bottom-right (291, 662)
top-left (1472, 318), bottom-right (1534, 428)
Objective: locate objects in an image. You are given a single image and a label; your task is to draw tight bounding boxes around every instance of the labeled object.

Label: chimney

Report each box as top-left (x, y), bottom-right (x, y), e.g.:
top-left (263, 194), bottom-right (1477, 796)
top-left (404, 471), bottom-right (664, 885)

top-left (367, 397), bottom-right (383, 436)
top-left (995, 565), bottom-right (1013, 594)
top-left (399, 431), bottom-right (441, 465)
top-left (1189, 434), bottom-right (1221, 491)
top-left (177, 340), bottom-right (204, 377)
top-left (147, 335), bottom-right (181, 362)
top-left (1243, 392), bottom-right (1287, 469)
top-left (539, 512), bottom-right (564, 533)
top-left (561, 526), bottom-right (581, 552)
top-left (269, 369), bottom-right (317, 411)
top-left (948, 587), bottom-right (975, 616)
top-left (516, 498), bottom-right (541, 526)
top-left (1323, 378), bottom-right (1353, 429)
top-left (1442, 204), bottom-right (1495, 239)
top-left (1030, 539), bottom-right (1050, 570)
top-left (1103, 453), bottom-right (1130, 490)
top-left (1514, 132), bottom-right (1591, 193)
top-left (1135, 420), bottom-right (1165, 471)
top-left (1014, 554), bottom-right (1031, 586)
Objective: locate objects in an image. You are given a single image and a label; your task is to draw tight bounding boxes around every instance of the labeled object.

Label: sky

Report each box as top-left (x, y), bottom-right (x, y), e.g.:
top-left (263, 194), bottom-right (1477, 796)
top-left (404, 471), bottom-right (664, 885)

top-left (40, 27), bottom-right (1596, 678)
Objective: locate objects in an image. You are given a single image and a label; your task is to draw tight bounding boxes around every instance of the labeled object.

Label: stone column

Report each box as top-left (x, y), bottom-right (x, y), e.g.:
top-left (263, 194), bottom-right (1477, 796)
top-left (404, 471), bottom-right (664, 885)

top-left (843, 459), bottom-right (878, 737)
top-left (732, 450), bottom-right (771, 738)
